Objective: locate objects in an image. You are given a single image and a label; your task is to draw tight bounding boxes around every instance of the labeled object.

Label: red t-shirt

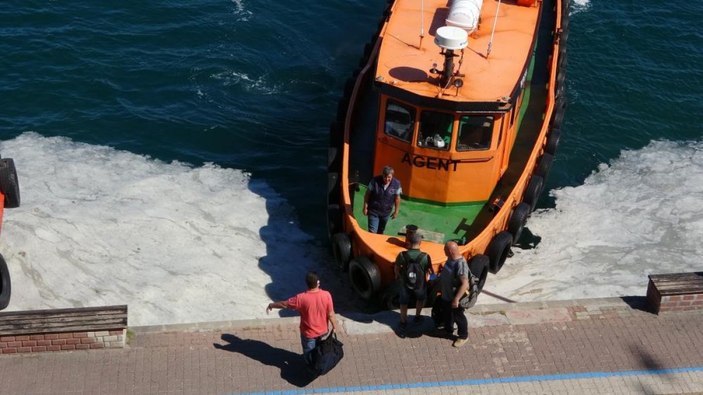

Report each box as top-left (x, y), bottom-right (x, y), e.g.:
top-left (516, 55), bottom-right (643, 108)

top-left (287, 289), bottom-right (334, 338)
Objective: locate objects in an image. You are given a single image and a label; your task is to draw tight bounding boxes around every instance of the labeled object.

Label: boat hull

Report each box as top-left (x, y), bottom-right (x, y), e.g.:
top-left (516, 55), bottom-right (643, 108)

top-left (328, 0), bottom-right (568, 303)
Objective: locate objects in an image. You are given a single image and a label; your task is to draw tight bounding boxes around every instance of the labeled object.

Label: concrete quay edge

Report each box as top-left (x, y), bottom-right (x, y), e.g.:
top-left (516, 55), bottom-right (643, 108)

top-left (129, 296), bottom-right (646, 335)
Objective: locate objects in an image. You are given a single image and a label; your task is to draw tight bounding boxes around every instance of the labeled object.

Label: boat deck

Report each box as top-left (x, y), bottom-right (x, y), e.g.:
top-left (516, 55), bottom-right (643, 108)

top-left (376, 0), bottom-right (540, 102)
top-left (352, 185), bottom-right (484, 244)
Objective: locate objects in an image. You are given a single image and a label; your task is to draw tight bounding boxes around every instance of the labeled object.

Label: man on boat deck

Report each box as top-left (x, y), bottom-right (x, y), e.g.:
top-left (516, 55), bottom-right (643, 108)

top-left (363, 165), bottom-right (401, 234)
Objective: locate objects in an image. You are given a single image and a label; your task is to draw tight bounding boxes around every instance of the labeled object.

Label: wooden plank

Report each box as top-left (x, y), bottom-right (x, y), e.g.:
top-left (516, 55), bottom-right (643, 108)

top-left (0, 312), bottom-right (127, 324)
top-left (0, 305), bottom-right (127, 319)
top-left (649, 272), bottom-right (703, 296)
top-left (0, 305), bottom-right (127, 336)
top-left (0, 319), bottom-right (127, 333)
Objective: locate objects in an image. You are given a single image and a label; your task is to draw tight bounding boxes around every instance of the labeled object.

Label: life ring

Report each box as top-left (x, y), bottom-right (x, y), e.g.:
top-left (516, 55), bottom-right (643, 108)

top-left (348, 256), bottom-right (381, 300)
top-left (468, 254), bottom-right (489, 292)
top-left (486, 231), bottom-right (513, 274)
top-left (0, 158), bottom-right (20, 209)
top-left (331, 232), bottom-right (352, 271)
top-left (0, 254), bottom-right (11, 310)
top-left (523, 175), bottom-right (544, 212)
top-left (507, 202), bottom-right (531, 245)
top-left (545, 128), bottom-right (561, 154)
top-left (535, 153), bottom-right (554, 179)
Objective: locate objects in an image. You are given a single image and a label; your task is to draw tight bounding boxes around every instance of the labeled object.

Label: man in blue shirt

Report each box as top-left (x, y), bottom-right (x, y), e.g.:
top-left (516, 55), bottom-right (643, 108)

top-left (363, 165), bottom-right (402, 234)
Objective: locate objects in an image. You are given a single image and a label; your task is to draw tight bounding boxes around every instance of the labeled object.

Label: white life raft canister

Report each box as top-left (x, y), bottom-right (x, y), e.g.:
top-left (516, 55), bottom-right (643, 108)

top-left (445, 0), bottom-right (483, 33)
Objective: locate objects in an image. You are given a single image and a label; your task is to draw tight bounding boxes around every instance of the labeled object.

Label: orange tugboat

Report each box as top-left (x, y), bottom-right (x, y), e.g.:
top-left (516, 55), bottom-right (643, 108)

top-left (327, 0), bottom-right (568, 305)
top-left (0, 157), bottom-right (20, 310)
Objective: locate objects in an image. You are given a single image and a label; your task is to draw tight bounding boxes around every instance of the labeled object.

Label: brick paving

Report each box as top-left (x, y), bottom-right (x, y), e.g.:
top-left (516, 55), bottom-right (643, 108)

top-left (0, 297), bottom-right (702, 394)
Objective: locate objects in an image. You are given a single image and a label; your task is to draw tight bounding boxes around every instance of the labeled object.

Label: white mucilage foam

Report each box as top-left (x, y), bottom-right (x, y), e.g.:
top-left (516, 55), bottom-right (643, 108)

top-left (1, 133), bottom-right (701, 323)
top-left (483, 140), bottom-right (703, 304)
top-left (0, 132), bottom-right (328, 326)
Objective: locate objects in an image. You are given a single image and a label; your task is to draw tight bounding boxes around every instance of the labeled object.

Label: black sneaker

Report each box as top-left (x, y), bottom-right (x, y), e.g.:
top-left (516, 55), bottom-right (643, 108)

top-left (397, 321), bottom-right (407, 338)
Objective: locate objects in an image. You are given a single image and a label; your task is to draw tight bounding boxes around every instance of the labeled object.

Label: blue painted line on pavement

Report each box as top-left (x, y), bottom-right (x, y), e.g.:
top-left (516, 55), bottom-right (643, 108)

top-left (236, 366), bottom-right (703, 395)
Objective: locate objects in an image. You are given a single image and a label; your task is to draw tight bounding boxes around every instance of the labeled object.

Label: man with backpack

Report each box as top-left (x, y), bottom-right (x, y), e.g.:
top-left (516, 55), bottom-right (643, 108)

top-left (394, 232), bottom-right (432, 337)
top-left (434, 241), bottom-right (470, 347)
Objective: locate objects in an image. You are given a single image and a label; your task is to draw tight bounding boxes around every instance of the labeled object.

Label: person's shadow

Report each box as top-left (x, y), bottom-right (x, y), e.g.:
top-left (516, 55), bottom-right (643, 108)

top-left (213, 333), bottom-right (316, 387)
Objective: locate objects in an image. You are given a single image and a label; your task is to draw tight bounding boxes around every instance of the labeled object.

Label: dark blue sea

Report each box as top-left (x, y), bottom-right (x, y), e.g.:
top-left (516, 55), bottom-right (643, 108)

top-left (1, 0), bottom-right (702, 325)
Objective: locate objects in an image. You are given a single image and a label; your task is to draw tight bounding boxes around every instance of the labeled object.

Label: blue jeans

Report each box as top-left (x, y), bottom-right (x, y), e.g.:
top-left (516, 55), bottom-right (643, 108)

top-left (301, 335), bottom-right (318, 366)
top-left (368, 213), bottom-right (390, 234)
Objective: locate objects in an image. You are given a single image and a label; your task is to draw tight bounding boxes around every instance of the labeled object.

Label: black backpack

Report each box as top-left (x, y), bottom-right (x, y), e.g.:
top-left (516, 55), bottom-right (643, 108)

top-left (448, 259), bottom-right (479, 309)
top-left (401, 251), bottom-right (427, 290)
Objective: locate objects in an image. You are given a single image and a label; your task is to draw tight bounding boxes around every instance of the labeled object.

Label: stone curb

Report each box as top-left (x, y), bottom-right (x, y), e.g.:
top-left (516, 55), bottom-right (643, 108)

top-left (130, 296), bottom-right (646, 335)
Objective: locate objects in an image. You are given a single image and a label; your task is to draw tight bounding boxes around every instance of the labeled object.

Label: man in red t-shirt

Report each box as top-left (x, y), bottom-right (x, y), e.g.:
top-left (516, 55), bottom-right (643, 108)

top-left (266, 272), bottom-right (338, 365)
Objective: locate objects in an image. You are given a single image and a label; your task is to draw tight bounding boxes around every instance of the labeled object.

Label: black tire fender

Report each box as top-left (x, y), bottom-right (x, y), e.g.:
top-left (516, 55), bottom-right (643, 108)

top-left (0, 158), bottom-right (20, 209)
top-left (507, 202), bottom-right (531, 245)
top-left (468, 254), bottom-right (489, 292)
top-left (546, 128), bottom-right (561, 154)
top-left (328, 172), bottom-right (339, 197)
top-left (523, 175), bottom-right (544, 212)
top-left (327, 204), bottom-right (342, 240)
top-left (558, 51), bottom-right (567, 74)
top-left (536, 153), bottom-right (554, 180)
top-left (328, 146), bottom-right (339, 170)
top-left (551, 95), bottom-right (566, 129)
top-left (0, 254), bottom-right (11, 310)
top-left (556, 68), bottom-right (566, 90)
top-left (331, 232), bottom-right (352, 272)
top-left (486, 231), bottom-right (513, 274)
top-left (348, 256), bottom-right (381, 300)
top-left (380, 280), bottom-right (403, 310)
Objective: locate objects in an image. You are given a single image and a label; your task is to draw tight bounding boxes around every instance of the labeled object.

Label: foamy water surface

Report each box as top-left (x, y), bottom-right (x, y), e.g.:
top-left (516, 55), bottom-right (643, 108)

top-left (1, 134), bottom-right (701, 324)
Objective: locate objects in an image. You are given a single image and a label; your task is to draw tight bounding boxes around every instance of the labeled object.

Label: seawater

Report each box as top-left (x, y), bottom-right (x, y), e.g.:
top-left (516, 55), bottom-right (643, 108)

top-left (0, 0), bottom-right (702, 325)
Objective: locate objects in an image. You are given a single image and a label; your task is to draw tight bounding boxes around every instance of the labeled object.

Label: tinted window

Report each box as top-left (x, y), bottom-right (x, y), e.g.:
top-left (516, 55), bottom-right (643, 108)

top-left (457, 116), bottom-right (493, 151)
top-left (384, 101), bottom-right (415, 143)
top-left (417, 111), bottom-right (453, 151)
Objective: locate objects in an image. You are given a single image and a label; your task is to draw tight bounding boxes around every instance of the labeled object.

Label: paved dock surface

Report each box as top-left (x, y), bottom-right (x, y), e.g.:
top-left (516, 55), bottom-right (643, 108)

top-left (1, 297), bottom-right (702, 394)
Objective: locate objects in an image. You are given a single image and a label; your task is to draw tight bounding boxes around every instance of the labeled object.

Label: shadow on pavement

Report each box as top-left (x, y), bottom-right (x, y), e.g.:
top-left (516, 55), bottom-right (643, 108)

top-left (213, 333), bottom-right (315, 388)
top-left (621, 296), bottom-right (653, 313)
top-left (628, 342), bottom-right (672, 394)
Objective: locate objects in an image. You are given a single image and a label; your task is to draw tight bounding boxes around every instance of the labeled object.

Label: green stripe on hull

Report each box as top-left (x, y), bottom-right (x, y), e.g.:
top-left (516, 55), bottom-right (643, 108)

top-left (352, 185), bottom-right (485, 244)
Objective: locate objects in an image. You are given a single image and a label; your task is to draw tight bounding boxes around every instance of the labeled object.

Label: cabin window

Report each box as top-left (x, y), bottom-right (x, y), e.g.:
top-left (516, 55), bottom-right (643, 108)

top-left (383, 100), bottom-right (415, 143)
top-left (457, 115), bottom-right (493, 151)
top-left (417, 110), bottom-right (453, 150)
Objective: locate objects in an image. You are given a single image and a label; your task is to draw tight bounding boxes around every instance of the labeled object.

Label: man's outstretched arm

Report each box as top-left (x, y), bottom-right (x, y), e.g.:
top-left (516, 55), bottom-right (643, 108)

top-left (266, 301), bottom-right (289, 313)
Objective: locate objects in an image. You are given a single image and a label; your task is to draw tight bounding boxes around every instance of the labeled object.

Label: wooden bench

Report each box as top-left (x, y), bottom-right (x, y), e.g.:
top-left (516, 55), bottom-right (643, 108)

top-left (646, 272), bottom-right (703, 314)
top-left (0, 305), bottom-right (127, 354)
